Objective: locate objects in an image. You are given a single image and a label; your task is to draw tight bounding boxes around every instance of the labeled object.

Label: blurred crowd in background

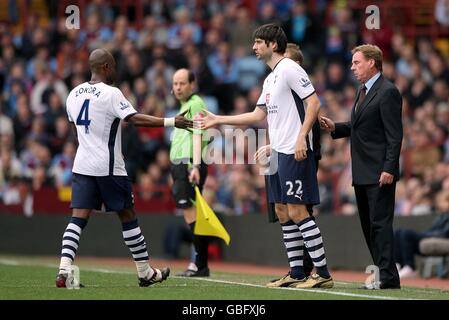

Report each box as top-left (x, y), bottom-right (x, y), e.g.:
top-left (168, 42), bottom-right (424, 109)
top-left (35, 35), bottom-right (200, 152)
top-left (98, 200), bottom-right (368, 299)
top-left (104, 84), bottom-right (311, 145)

top-left (1, 0), bottom-right (449, 217)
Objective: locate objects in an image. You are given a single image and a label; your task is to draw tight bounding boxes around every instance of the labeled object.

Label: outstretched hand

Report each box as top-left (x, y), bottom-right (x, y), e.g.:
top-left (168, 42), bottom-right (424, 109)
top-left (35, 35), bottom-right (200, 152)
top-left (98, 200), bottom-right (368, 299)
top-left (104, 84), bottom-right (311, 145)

top-left (174, 110), bottom-right (194, 129)
top-left (195, 110), bottom-right (218, 130)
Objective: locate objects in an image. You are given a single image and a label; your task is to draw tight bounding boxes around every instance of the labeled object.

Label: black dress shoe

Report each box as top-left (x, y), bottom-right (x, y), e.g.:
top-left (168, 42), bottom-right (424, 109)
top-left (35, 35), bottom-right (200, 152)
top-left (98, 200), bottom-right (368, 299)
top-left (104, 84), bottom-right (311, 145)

top-left (379, 281), bottom-right (400, 289)
top-left (361, 281), bottom-right (400, 290)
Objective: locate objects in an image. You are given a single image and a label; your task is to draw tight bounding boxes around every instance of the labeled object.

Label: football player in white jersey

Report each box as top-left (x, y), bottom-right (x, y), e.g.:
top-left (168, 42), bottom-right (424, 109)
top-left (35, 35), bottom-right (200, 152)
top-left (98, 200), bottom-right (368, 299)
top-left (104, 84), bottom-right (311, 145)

top-left (199, 24), bottom-right (333, 289)
top-left (256, 42), bottom-right (321, 283)
top-left (56, 49), bottom-right (192, 288)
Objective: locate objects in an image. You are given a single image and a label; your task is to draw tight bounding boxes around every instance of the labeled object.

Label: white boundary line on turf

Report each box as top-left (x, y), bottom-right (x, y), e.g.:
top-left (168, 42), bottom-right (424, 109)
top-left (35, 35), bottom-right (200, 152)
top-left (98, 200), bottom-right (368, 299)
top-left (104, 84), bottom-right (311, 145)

top-left (0, 259), bottom-right (418, 300)
top-left (173, 276), bottom-right (416, 301)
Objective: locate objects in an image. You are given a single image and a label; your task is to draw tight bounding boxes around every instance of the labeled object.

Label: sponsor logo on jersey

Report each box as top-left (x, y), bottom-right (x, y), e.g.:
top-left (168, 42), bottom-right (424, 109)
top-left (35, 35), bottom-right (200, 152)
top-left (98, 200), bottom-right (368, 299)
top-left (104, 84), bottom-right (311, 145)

top-left (267, 104), bottom-right (278, 114)
top-left (120, 101), bottom-right (130, 110)
top-left (300, 78), bottom-right (311, 88)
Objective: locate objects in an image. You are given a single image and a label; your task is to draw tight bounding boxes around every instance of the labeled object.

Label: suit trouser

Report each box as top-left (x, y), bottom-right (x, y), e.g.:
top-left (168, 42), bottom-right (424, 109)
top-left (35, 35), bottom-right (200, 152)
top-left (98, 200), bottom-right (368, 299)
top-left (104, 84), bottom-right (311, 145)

top-left (354, 182), bottom-right (400, 285)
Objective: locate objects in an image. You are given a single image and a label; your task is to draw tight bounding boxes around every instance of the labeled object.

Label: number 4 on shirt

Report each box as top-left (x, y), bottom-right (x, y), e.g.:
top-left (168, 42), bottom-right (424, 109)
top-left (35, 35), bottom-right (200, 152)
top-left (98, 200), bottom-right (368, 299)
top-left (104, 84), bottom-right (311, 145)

top-left (76, 99), bottom-right (91, 134)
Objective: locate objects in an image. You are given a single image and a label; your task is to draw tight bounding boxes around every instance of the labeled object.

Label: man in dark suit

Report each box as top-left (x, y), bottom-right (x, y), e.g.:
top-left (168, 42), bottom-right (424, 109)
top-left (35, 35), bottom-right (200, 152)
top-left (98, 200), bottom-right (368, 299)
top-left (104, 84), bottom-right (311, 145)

top-left (320, 44), bottom-right (403, 289)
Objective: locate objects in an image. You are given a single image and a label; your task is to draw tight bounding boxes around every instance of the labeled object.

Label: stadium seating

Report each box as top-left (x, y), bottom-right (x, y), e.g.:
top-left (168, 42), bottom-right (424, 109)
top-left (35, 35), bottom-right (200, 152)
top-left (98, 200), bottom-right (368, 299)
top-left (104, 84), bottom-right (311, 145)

top-left (419, 238), bottom-right (449, 278)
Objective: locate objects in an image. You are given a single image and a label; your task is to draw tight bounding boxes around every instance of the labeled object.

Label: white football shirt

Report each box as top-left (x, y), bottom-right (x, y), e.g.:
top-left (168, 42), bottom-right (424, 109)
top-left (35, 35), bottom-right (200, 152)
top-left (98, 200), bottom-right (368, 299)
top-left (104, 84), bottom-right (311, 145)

top-left (256, 58), bottom-right (315, 154)
top-left (66, 82), bottom-right (137, 176)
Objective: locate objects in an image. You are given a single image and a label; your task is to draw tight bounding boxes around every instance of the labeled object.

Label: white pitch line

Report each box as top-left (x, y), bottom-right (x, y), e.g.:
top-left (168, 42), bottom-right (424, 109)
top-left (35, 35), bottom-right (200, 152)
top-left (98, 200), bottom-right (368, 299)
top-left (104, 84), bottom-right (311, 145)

top-left (0, 259), bottom-right (20, 266)
top-left (0, 259), bottom-right (418, 300)
top-left (173, 276), bottom-right (416, 300)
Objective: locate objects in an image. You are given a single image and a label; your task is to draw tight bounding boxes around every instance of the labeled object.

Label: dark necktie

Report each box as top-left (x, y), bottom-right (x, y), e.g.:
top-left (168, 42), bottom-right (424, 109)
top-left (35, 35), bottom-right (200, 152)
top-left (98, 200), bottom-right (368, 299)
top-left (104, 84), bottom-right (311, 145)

top-left (355, 84), bottom-right (367, 113)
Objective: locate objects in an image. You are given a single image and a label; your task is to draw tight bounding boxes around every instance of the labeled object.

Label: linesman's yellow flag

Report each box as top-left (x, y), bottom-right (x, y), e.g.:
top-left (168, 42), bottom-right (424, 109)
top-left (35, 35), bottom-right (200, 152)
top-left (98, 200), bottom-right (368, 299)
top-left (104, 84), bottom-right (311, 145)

top-left (193, 186), bottom-right (230, 245)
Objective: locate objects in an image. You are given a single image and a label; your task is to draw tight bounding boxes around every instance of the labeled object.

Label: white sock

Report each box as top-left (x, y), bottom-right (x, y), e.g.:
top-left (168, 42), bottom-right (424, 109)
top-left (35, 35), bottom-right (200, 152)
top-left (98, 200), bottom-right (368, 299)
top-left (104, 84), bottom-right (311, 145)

top-left (136, 261), bottom-right (154, 279)
top-left (59, 257), bottom-right (72, 273)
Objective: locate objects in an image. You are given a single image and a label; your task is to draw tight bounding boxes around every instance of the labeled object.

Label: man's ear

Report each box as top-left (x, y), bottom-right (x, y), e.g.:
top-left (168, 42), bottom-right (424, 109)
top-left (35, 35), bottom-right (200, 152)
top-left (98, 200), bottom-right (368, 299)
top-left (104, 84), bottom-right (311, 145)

top-left (271, 41), bottom-right (278, 52)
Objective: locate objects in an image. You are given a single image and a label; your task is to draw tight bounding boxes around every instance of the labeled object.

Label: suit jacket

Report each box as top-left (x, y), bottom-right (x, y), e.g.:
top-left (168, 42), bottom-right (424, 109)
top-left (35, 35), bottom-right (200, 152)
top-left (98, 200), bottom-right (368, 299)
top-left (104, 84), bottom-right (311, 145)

top-left (331, 75), bottom-right (403, 185)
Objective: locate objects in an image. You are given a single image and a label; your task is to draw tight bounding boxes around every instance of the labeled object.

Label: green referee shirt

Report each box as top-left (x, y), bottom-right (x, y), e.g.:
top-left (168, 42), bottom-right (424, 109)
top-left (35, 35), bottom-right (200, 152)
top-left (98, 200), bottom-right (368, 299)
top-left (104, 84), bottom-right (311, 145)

top-left (169, 94), bottom-right (208, 164)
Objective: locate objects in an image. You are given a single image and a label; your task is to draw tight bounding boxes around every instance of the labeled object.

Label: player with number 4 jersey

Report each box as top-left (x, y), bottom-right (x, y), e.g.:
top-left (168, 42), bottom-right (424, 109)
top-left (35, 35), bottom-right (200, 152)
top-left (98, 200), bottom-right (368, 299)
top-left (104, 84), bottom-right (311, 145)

top-left (66, 82), bottom-right (138, 176)
top-left (56, 49), bottom-right (192, 289)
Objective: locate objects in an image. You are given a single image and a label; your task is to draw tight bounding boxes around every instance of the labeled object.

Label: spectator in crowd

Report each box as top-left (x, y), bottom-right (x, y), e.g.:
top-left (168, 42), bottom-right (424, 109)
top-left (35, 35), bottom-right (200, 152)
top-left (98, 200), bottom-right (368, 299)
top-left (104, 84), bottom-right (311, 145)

top-left (207, 41), bottom-right (239, 113)
top-left (227, 6), bottom-right (257, 55)
top-left (0, 147), bottom-right (23, 199)
top-left (30, 64), bottom-right (68, 115)
top-left (394, 189), bottom-right (449, 278)
top-left (50, 141), bottom-right (76, 188)
top-left (166, 6), bottom-right (202, 50)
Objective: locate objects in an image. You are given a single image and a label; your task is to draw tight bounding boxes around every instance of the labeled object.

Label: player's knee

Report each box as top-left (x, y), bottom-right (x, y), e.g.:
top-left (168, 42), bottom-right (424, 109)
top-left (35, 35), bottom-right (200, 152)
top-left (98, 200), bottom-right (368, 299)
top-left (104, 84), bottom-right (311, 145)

top-left (287, 204), bottom-right (309, 222)
top-left (72, 209), bottom-right (91, 220)
top-left (118, 208), bottom-right (137, 222)
top-left (274, 204), bottom-right (289, 222)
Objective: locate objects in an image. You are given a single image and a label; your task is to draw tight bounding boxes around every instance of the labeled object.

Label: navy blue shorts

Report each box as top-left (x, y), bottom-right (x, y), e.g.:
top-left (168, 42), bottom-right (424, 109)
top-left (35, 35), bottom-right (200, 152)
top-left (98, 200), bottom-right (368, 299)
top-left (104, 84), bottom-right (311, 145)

top-left (71, 173), bottom-right (134, 212)
top-left (266, 150), bottom-right (320, 205)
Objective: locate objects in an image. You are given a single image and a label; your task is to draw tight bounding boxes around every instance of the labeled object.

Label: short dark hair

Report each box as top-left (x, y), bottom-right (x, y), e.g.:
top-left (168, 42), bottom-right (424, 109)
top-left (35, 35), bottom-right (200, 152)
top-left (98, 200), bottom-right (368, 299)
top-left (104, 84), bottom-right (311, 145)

top-left (253, 24), bottom-right (287, 54)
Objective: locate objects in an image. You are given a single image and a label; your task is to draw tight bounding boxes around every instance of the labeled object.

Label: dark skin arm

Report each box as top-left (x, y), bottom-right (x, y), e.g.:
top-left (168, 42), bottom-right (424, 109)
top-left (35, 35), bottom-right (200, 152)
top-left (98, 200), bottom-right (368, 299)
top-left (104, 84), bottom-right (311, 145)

top-left (126, 110), bottom-right (193, 129)
top-left (70, 122), bottom-right (78, 145)
top-left (70, 122), bottom-right (77, 138)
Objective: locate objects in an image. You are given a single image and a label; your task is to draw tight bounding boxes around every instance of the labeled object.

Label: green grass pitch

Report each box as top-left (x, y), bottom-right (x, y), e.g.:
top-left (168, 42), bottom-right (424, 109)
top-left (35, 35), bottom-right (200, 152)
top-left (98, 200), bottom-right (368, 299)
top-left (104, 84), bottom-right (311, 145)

top-left (0, 255), bottom-right (448, 300)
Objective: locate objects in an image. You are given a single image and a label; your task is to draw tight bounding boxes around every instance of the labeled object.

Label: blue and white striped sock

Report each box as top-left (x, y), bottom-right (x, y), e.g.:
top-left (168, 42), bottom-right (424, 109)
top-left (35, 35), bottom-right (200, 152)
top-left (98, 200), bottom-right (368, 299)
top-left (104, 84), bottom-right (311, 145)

top-left (297, 217), bottom-right (330, 279)
top-left (281, 220), bottom-right (305, 279)
top-left (122, 219), bottom-right (152, 279)
top-left (59, 217), bottom-right (88, 273)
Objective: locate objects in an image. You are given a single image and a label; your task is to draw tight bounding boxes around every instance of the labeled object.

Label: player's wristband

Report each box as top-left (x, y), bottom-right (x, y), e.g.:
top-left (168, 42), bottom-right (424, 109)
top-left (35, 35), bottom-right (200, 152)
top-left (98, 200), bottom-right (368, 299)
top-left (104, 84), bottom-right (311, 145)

top-left (164, 117), bottom-right (175, 127)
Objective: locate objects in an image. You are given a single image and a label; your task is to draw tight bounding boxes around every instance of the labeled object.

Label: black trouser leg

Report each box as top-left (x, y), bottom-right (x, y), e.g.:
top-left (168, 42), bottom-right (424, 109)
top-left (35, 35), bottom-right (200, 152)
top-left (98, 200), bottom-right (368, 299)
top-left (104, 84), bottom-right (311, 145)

top-left (189, 222), bottom-right (209, 269)
top-left (363, 183), bottom-right (400, 285)
top-left (354, 185), bottom-right (374, 260)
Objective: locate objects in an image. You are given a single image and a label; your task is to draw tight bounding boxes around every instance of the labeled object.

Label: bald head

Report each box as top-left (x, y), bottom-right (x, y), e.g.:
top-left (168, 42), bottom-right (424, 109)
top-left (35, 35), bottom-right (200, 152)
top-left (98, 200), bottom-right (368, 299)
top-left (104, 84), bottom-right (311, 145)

top-left (172, 68), bottom-right (195, 102)
top-left (88, 49), bottom-right (116, 84)
top-left (89, 49), bottom-right (114, 72)
top-left (173, 68), bottom-right (195, 83)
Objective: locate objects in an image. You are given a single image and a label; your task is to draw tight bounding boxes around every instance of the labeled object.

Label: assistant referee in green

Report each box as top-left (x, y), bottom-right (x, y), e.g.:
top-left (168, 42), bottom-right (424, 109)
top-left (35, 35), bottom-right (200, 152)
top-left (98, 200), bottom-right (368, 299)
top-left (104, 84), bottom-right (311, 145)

top-left (170, 68), bottom-right (210, 277)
